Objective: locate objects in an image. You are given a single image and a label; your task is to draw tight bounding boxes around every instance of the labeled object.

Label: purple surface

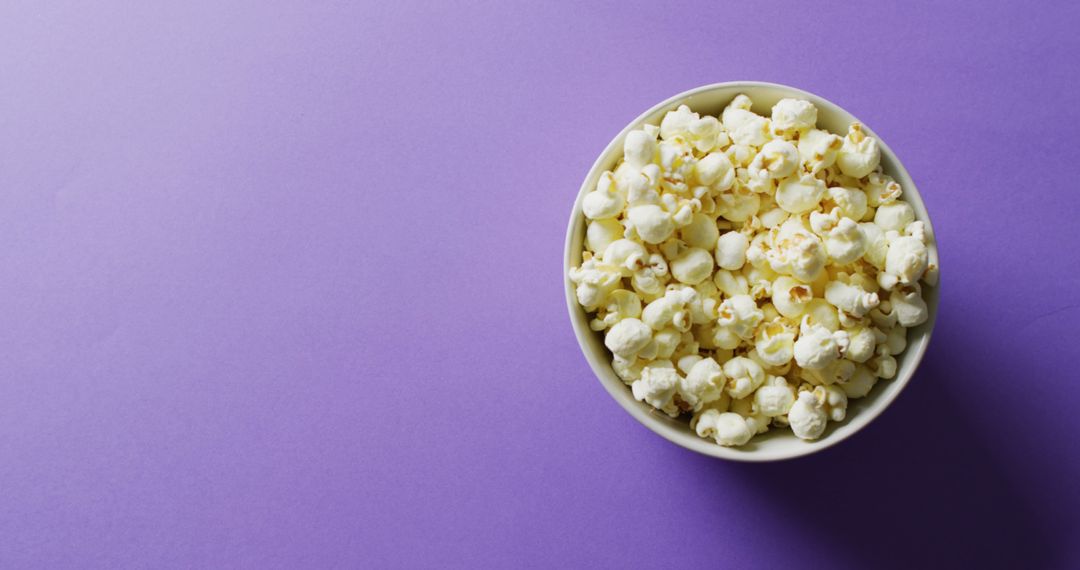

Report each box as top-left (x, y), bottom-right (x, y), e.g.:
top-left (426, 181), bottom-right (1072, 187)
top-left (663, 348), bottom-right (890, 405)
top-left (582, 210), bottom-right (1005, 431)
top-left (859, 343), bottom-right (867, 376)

top-left (1, 0), bottom-right (1078, 567)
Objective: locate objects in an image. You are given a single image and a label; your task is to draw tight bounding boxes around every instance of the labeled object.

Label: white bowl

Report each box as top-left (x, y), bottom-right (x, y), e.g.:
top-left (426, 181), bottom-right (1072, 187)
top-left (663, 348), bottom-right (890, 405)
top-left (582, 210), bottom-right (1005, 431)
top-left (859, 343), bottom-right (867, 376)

top-left (564, 81), bottom-right (939, 462)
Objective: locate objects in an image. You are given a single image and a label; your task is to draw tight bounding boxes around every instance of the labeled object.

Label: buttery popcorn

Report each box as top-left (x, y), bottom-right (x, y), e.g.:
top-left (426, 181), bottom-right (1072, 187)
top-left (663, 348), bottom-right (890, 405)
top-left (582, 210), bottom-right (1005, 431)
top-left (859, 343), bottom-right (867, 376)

top-left (632, 361), bottom-right (680, 416)
top-left (776, 174), bottom-right (826, 214)
top-left (836, 123), bottom-right (880, 178)
top-left (766, 218), bottom-right (827, 281)
top-left (754, 375), bottom-right (796, 416)
top-left (585, 219), bottom-right (624, 254)
top-left (715, 231), bottom-right (749, 270)
top-left (788, 391), bottom-right (828, 440)
top-left (678, 357), bottom-right (726, 411)
top-left (771, 98), bottom-right (817, 135)
top-left (793, 317), bottom-right (846, 370)
top-left (571, 94), bottom-right (935, 447)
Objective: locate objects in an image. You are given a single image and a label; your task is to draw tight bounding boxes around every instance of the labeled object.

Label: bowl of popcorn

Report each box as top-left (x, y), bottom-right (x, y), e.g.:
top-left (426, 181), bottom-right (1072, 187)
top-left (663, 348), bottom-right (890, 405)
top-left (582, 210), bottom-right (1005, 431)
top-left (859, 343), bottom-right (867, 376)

top-left (564, 82), bottom-right (939, 461)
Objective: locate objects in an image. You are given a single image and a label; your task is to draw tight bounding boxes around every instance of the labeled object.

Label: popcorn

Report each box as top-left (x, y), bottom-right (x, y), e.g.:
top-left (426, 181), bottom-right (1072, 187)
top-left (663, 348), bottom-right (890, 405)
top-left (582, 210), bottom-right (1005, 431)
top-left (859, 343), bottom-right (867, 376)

top-left (694, 409), bottom-right (754, 446)
top-left (658, 140), bottom-right (695, 194)
top-left (696, 152), bottom-right (736, 190)
top-left (568, 258), bottom-right (622, 310)
top-left (793, 316), bottom-right (847, 370)
top-left (811, 213), bottom-right (868, 264)
top-left (744, 232), bottom-right (768, 267)
top-left (814, 385), bottom-right (848, 422)
top-left (625, 164), bottom-right (662, 206)
top-left (662, 245), bottom-right (712, 284)
top-left (759, 206), bottom-right (789, 228)
top-left (722, 95), bottom-right (772, 147)
top-left (582, 177), bottom-right (626, 220)
top-left (807, 209), bottom-right (835, 235)
top-left (923, 251), bottom-right (940, 287)
top-left (800, 358), bottom-right (855, 386)
top-left (642, 288), bottom-right (696, 331)
top-left (730, 115), bottom-right (771, 147)
top-left (824, 281), bottom-right (880, 318)
top-left (687, 282), bottom-right (720, 323)
top-left (659, 105), bottom-right (697, 140)
top-left (592, 289), bottom-right (643, 331)
top-left (844, 326), bottom-right (878, 363)
top-left (722, 356), bottom-right (765, 399)
top-left (859, 222), bottom-right (889, 269)
top-left (884, 324), bottom-right (907, 355)
top-left (841, 364), bottom-right (877, 398)
top-left (631, 361), bottom-right (680, 416)
top-left (740, 166), bottom-right (774, 195)
top-left (715, 231), bottom-right (750, 270)
top-left (754, 375), bottom-right (796, 417)
top-left (687, 116), bottom-right (726, 153)
top-left (869, 350), bottom-right (897, 379)
top-left (681, 213), bottom-right (720, 249)
top-left (624, 130), bottom-right (656, 170)
top-left (905, 220), bottom-right (927, 242)
top-left (721, 94), bottom-right (753, 122)
top-left (713, 269), bottom-right (749, 298)
top-left (836, 310), bottom-right (865, 330)
top-left (743, 265), bottom-right (775, 300)
top-left (612, 355), bottom-right (645, 384)
top-left (731, 396), bottom-right (770, 435)
top-left (797, 129), bottom-right (843, 174)
top-left (725, 144), bottom-right (756, 168)
top-left (883, 235), bottom-right (929, 286)
top-left (824, 186), bottom-right (868, 221)
top-left (771, 276), bottom-right (813, 318)
top-left (630, 253), bottom-right (670, 299)
top-left (570, 93), bottom-right (935, 447)
top-left (627, 204), bottom-right (675, 244)
top-left (692, 408), bottom-right (717, 436)
top-left (678, 357), bottom-right (727, 411)
top-left (670, 200), bottom-right (697, 227)
top-left (653, 328), bottom-right (683, 359)
top-left (585, 219), bottom-right (625, 255)
top-left (670, 330), bottom-right (700, 361)
top-left (804, 298), bottom-right (841, 332)
top-left (602, 239), bottom-right (647, 275)
top-left (771, 98), bottom-right (817, 135)
top-left (869, 302), bottom-right (898, 330)
top-left (864, 172), bottom-right (902, 206)
top-left (717, 187), bottom-right (760, 222)
top-left (604, 318), bottom-right (653, 359)
top-left (677, 354), bottom-right (703, 374)
top-left (754, 318), bottom-right (796, 367)
top-left (657, 238), bottom-right (685, 262)
top-left (788, 391), bottom-right (828, 440)
top-left (716, 294), bottom-right (764, 346)
top-left (835, 123), bottom-right (881, 178)
top-left (874, 201), bottom-right (915, 232)
top-left (749, 139), bottom-right (800, 179)
top-left (890, 285), bottom-right (929, 327)
top-left (766, 218), bottom-right (827, 281)
top-left (776, 174), bottom-right (826, 214)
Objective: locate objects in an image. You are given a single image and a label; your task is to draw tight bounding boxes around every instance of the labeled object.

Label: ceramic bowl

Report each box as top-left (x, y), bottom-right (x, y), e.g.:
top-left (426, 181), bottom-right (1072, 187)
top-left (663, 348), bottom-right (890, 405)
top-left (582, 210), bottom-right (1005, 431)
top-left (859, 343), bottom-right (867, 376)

top-left (564, 81), bottom-right (939, 461)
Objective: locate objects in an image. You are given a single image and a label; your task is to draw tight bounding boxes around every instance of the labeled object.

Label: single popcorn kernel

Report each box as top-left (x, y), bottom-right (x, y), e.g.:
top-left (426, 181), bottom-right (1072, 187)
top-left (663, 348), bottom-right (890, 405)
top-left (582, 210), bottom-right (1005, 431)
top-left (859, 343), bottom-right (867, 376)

top-left (771, 98), bottom-right (817, 135)
top-left (670, 247), bottom-right (714, 285)
top-left (836, 123), bottom-right (881, 178)
top-left (776, 174), bottom-right (826, 214)
top-left (798, 129), bottom-right (843, 174)
top-left (571, 93), bottom-right (935, 448)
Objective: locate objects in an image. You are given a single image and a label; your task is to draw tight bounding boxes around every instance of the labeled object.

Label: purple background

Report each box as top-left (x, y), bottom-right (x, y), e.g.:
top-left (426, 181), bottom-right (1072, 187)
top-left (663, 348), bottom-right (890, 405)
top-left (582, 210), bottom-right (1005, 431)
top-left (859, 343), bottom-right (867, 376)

top-left (1, 0), bottom-right (1078, 568)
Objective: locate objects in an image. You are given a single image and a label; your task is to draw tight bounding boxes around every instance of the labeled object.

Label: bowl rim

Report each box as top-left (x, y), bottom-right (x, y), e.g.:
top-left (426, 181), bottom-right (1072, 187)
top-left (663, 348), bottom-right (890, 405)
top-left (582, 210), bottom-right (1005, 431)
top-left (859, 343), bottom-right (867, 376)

top-left (563, 81), bottom-right (939, 462)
